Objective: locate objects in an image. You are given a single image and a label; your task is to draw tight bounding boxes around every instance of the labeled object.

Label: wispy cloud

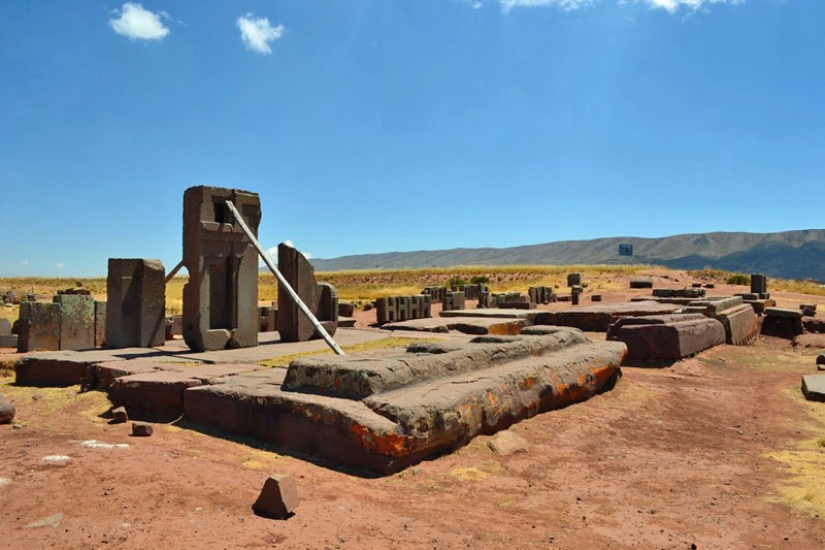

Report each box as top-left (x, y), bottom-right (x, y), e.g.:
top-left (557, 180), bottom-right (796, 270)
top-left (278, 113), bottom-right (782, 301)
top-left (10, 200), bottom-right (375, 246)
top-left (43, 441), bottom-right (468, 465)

top-left (110, 2), bottom-right (171, 40)
top-left (55, 262), bottom-right (65, 269)
top-left (236, 14), bottom-right (284, 55)
top-left (20, 259), bottom-right (29, 268)
top-left (490, 0), bottom-right (743, 13)
top-left (500, 0), bottom-right (596, 12)
top-left (643, 0), bottom-right (744, 13)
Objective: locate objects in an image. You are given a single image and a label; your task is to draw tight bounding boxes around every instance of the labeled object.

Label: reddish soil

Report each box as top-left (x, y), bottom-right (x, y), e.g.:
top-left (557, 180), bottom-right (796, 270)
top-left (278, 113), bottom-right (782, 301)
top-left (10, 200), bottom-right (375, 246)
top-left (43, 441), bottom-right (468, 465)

top-left (3, 272), bottom-right (825, 549)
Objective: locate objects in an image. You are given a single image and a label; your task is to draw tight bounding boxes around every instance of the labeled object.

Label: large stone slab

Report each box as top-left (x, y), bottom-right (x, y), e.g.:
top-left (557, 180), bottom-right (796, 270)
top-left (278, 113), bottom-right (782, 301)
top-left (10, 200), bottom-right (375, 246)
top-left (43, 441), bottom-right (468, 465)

top-left (15, 355), bottom-right (97, 388)
top-left (802, 374), bottom-right (825, 402)
top-left (534, 301), bottom-right (681, 332)
top-left (380, 316), bottom-right (526, 335)
top-left (439, 308), bottom-right (539, 320)
top-left (686, 296), bottom-right (757, 346)
top-left (607, 314), bottom-right (726, 360)
top-left (108, 363), bottom-right (262, 418)
top-left (184, 329), bottom-right (626, 474)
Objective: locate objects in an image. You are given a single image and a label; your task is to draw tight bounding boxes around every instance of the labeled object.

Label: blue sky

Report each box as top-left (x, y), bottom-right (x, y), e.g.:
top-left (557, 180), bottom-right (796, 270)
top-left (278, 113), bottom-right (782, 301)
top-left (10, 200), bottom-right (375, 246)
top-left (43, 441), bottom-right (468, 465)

top-left (1, 0), bottom-right (822, 277)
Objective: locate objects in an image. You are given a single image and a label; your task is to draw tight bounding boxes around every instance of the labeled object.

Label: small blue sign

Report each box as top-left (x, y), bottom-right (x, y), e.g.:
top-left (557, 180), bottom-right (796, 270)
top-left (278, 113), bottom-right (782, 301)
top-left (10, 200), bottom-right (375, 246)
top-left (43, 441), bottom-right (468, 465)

top-left (618, 244), bottom-right (633, 257)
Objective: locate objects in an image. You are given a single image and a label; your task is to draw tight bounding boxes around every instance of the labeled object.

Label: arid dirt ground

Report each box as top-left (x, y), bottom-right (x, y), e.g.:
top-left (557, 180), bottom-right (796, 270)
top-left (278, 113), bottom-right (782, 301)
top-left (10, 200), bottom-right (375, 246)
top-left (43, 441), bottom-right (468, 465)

top-left (3, 271), bottom-right (825, 549)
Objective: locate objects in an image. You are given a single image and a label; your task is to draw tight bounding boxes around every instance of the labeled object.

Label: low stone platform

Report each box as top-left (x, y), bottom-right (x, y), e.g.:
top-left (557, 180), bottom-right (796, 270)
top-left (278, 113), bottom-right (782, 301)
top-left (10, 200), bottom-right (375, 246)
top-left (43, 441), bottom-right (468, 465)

top-left (184, 328), bottom-right (626, 474)
top-left (108, 363), bottom-right (262, 418)
top-left (380, 316), bottom-right (526, 335)
top-left (607, 314), bottom-right (725, 361)
top-left (534, 301), bottom-right (682, 332)
top-left (13, 328), bottom-right (394, 387)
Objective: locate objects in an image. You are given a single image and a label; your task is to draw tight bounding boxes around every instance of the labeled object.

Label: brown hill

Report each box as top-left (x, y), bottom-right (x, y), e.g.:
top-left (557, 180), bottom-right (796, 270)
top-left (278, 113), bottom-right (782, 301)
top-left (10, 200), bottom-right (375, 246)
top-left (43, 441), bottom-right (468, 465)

top-left (306, 229), bottom-right (825, 281)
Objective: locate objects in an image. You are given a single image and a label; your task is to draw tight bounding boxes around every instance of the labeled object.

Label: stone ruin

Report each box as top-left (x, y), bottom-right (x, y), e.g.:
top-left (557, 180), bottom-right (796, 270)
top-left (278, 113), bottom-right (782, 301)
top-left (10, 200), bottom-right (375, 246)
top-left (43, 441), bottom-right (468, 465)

top-left (376, 295), bottom-right (432, 324)
top-left (276, 241), bottom-right (338, 342)
top-left (16, 290), bottom-right (105, 353)
top-left (106, 259), bottom-right (166, 348)
top-left (182, 186), bottom-right (262, 352)
top-left (528, 286), bottom-right (556, 305)
top-left (183, 327), bottom-right (626, 473)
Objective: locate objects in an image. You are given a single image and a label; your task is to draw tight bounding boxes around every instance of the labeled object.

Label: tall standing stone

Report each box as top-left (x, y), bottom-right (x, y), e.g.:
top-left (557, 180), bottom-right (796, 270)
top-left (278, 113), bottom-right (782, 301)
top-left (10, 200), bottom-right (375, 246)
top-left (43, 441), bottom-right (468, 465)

top-left (182, 186), bottom-right (261, 352)
top-left (276, 242), bottom-right (338, 342)
top-left (106, 259), bottom-right (166, 348)
top-left (53, 294), bottom-right (95, 350)
top-left (17, 302), bottom-right (62, 352)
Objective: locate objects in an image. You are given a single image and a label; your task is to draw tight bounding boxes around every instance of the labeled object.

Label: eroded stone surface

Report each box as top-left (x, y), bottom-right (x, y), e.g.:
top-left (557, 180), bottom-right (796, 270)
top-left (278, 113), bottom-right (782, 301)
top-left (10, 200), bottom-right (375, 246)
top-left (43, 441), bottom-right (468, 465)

top-left (185, 329), bottom-right (626, 474)
top-left (608, 314), bottom-right (725, 360)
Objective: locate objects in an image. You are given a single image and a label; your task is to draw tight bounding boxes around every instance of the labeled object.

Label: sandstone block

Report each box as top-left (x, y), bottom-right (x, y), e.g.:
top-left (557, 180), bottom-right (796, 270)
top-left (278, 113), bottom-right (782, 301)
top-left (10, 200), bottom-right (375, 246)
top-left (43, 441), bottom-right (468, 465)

top-left (253, 475), bottom-right (299, 519)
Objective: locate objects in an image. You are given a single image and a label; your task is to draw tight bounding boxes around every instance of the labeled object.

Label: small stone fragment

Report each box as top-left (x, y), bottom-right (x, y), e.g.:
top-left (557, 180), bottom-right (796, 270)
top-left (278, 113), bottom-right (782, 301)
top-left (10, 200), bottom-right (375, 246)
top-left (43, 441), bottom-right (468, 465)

top-left (25, 512), bottom-right (64, 529)
top-left (488, 430), bottom-right (530, 456)
top-left (0, 394), bottom-right (15, 424)
top-left (253, 475), bottom-right (299, 519)
top-left (131, 421), bottom-right (153, 437)
top-left (111, 406), bottom-right (128, 424)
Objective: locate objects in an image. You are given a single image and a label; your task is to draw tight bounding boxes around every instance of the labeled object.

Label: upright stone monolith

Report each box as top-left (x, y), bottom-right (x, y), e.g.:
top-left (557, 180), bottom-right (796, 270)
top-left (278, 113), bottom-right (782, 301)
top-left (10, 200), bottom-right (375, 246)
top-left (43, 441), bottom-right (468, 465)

top-left (276, 242), bottom-right (338, 342)
top-left (106, 259), bottom-right (166, 348)
top-left (182, 186), bottom-right (261, 352)
top-left (17, 302), bottom-right (61, 352)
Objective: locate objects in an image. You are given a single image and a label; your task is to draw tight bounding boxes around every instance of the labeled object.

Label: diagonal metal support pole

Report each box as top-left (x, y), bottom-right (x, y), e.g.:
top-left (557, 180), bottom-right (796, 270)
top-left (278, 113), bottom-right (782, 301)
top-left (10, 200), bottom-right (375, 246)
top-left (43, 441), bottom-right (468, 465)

top-left (165, 260), bottom-right (185, 284)
top-left (224, 199), bottom-right (345, 356)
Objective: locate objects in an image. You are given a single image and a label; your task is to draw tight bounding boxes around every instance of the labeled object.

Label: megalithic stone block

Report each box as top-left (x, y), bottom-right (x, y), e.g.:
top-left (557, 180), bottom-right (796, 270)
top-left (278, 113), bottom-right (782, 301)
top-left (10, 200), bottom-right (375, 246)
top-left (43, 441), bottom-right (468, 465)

top-left (106, 259), bottom-right (166, 348)
top-left (608, 314), bottom-right (725, 360)
top-left (276, 242), bottom-right (338, 342)
top-left (751, 274), bottom-right (768, 295)
top-left (53, 294), bottom-right (95, 351)
top-left (17, 302), bottom-right (62, 352)
top-left (182, 186), bottom-right (261, 352)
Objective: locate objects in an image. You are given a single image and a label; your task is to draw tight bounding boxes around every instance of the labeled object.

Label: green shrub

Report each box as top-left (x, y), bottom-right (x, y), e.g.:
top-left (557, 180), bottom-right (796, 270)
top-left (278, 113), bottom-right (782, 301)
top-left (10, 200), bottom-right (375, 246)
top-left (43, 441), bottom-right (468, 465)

top-left (470, 276), bottom-right (490, 285)
top-left (726, 274), bottom-right (750, 286)
top-left (446, 276), bottom-right (468, 289)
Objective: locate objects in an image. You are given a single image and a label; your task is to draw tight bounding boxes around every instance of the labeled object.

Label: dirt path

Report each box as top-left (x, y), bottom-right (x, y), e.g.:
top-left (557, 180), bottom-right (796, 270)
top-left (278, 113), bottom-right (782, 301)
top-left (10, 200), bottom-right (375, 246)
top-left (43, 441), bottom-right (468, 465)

top-left (2, 331), bottom-right (825, 549)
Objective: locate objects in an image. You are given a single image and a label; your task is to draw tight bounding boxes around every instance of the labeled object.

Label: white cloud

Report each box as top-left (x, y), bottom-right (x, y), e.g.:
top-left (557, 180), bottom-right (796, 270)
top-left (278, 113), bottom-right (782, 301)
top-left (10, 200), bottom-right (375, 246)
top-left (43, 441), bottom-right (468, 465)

top-left (494, 0), bottom-right (742, 12)
top-left (110, 2), bottom-right (170, 41)
top-left (644, 0), bottom-right (743, 12)
top-left (500, 0), bottom-right (596, 12)
top-left (236, 14), bottom-right (284, 55)
top-left (20, 259), bottom-right (29, 268)
top-left (55, 262), bottom-right (65, 269)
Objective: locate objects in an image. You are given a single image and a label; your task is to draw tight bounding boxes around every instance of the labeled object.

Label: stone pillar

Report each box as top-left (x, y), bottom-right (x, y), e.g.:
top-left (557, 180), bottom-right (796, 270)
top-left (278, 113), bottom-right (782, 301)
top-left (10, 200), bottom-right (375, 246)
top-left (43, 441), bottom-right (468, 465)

top-left (751, 274), bottom-right (768, 299)
top-left (182, 186), bottom-right (261, 352)
top-left (106, 259), bottom-right (166, 348)
top-left (276, 242), bottom-right (338, 342)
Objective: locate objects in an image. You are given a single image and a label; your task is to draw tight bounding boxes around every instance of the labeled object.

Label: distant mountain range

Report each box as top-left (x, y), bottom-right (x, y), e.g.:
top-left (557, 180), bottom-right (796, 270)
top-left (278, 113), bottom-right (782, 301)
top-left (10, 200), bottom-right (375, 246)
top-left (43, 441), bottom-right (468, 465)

top-left (303, 229), bottom-right (825, 282)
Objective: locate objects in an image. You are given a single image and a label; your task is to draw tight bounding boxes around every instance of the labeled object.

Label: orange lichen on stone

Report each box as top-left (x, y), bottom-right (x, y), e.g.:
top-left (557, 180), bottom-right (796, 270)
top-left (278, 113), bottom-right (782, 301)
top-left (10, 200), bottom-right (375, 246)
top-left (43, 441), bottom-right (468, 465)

top-left (350, 423), bottom-right (412, 457)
